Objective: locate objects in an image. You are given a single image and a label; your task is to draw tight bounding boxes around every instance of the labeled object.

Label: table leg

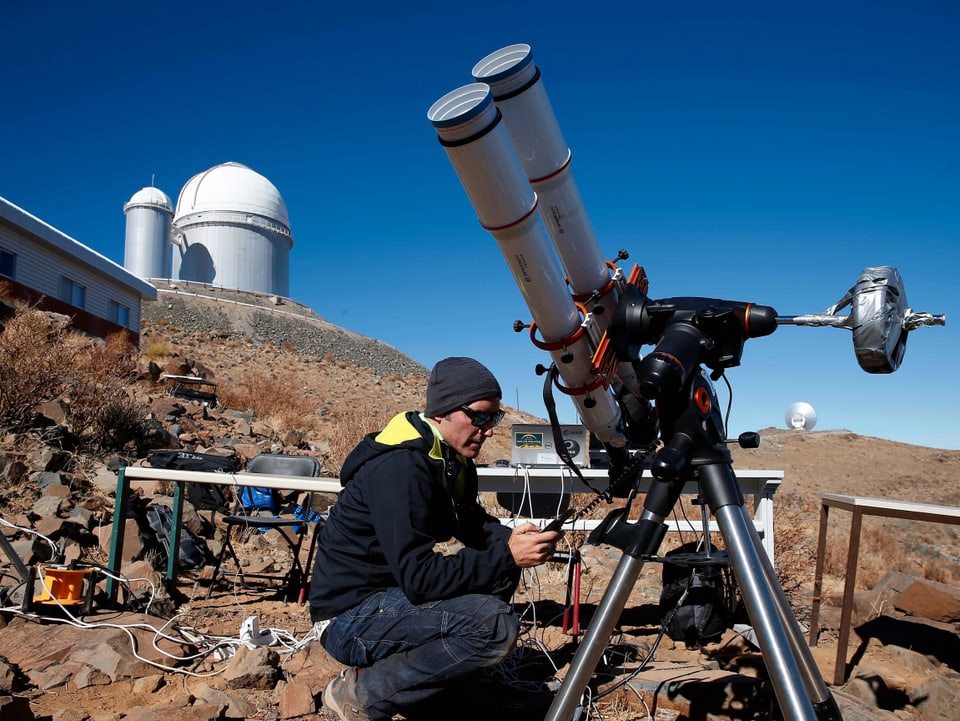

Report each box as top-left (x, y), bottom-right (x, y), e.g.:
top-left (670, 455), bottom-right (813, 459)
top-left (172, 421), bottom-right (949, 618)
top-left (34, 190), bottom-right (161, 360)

top-left (833, 509), bottom-right (863, 686)
top-left (808, 502), bottom-right (831, 646)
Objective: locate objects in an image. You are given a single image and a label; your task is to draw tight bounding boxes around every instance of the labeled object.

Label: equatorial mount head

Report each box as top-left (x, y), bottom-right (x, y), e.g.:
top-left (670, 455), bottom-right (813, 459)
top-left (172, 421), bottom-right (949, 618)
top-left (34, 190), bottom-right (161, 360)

top-left (609, 284), bottom-right (778, 400)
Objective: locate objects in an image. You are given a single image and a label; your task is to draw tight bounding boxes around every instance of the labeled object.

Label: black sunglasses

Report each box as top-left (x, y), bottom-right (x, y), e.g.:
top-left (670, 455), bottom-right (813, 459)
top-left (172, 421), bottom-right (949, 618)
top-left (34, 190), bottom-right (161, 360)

top-left (459, 405), bottom-right (506, 429)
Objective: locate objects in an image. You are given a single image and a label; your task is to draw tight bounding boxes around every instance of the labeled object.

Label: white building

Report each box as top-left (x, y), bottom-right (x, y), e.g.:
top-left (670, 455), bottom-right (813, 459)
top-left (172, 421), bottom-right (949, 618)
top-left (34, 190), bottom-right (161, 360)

top-left (0, 196), bottom-right (157, 345)
top-left (124, 162), bottom-right (293, 297)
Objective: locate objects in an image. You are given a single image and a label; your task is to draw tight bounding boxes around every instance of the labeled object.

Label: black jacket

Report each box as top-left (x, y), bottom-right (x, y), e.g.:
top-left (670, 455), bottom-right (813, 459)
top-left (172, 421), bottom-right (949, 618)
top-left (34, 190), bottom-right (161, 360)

top-left (309, 411), bottom-right (516, 621)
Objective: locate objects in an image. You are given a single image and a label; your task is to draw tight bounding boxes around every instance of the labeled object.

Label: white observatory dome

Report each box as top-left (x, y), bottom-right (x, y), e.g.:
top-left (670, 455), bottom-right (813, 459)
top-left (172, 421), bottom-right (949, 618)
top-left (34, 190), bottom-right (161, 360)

top-left (125, 186), bottom-right (173, 212)
top-left (124, 186), bottom-right (173, 280)
top-left (171, 162), bottom-right (293, 296)
top-left (174, 161), bottom-right (291, 232)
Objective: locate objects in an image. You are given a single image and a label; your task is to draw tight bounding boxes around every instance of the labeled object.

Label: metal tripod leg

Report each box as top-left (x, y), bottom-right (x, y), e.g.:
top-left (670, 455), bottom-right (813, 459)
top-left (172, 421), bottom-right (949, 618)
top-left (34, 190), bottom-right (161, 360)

top-left (747, 510), bottom-right (841, 717)
top-left (0, 531), bottom-right (30, 582)
top-left (715, 502), bottom-right (840, 721)
top-left (545, 547), bottom-right (648, 721)
top-left (544, 485), bottom-right (842, 721)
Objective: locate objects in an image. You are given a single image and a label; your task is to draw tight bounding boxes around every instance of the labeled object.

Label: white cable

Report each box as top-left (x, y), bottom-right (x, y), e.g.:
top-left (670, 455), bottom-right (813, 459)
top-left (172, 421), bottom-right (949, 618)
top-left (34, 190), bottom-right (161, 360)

top-left (21, 567), bottom-right (230, 676)
top-left (0, 514), bottom-right (59, 561)
top-left (95, 565), bottom-right (159, 615)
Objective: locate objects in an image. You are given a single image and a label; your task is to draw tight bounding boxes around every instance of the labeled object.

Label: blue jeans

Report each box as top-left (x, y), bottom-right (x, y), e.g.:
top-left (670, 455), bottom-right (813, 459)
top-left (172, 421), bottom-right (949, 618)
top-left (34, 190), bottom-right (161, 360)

top-left (323, 588), bottom-right (520, 719)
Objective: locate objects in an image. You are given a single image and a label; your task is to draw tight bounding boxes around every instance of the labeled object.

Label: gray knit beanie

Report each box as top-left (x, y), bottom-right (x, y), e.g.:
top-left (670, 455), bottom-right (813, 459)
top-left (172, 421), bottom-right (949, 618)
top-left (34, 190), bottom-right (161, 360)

top-left (425, 357), bottom-right (502, 417)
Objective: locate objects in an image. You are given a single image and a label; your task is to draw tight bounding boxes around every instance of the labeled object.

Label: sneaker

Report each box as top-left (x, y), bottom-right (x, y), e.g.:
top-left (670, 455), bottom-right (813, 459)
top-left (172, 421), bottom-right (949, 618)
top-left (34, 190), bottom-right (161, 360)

top-left (323, 667), bottom-right (371, 721)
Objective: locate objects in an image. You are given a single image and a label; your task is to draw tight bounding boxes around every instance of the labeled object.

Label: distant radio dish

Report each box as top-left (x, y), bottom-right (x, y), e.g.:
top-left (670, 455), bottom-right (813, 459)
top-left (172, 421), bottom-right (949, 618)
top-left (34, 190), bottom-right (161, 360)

top-left (785, 402), bottom-right (817, 430)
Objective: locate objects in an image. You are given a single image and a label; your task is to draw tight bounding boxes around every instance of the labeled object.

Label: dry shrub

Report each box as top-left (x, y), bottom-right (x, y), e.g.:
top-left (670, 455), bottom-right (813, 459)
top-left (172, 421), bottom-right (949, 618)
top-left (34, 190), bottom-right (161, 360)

top-left (218, 371), bottom-right (322, 434)
top-left (66, 332), bottom-right (145, 451)
top-left (76, 331), bottom-right (140, 380)
top-left (0, 304), bottom-right (148, 451)
top-left (70, 385), bottom-right (145, 451)
top-left (143, 339), bottom-right (177, 361)
top-left (771, 493), bottom-right (817, 616)
top-left (0, 303), bottom-right (83, 428)
top-left (321, 406), bottom-right (396, 476)
top-left (818, 516), bottom-right (959, 590)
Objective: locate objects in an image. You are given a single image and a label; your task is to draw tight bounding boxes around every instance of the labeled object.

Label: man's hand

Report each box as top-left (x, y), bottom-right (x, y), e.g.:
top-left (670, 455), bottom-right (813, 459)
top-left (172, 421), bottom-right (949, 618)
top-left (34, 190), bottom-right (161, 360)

top-left (507, 522), bottom-right (560, 568)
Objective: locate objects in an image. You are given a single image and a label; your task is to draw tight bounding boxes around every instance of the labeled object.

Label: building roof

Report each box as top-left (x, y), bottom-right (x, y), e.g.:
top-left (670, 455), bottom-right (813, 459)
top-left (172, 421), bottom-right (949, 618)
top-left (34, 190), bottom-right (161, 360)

top-left (0, 195), bottom-right (158, 300)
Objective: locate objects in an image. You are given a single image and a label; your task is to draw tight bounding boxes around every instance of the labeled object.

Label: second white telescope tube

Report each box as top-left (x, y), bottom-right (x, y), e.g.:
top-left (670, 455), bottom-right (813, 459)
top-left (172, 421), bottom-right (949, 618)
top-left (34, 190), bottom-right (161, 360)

top-left (428, 83), bottom-right (624, 445)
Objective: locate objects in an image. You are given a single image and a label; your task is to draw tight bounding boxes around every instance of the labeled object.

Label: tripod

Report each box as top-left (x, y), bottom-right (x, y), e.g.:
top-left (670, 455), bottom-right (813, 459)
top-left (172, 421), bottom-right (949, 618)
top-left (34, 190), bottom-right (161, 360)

top-left (545, 296), bottom-right (844, 721)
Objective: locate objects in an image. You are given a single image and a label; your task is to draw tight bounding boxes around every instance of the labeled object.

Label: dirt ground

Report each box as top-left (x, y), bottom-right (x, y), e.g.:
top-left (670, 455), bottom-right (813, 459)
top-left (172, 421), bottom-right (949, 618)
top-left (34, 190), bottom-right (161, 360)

top-left (20, 420), bottom-right (960, 721)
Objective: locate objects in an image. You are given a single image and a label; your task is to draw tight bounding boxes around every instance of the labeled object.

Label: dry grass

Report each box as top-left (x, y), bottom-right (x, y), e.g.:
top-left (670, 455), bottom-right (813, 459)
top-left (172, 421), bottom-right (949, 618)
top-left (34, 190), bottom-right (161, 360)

top-left (0, 302), bottom-right (144, 452)
top-left (217, 370), bottom-right (324, 433)
top-left (0, 299), bottom-right (81, 429)
top-left (142, 338), bottom-right (177, 360)
top-left (319, 406), bottom-right (397, 476)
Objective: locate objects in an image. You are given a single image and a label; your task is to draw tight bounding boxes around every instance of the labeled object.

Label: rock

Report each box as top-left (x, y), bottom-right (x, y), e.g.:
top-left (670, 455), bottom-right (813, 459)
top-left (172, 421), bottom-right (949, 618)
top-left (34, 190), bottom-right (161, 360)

top-left (896, 579), bottom-right (960, 622)
top-left (232, 443), bottom-right (265, 461)
top-left (910, 672), bottom-right (960, 721)
top-left (90, 468), bottom-right (121, 494)
top-left (150, 398), bottom-right (186, 421)
top-left (31, 661), bottom-right (79, 690)
top-left (124, 704), bottom-right (227, 721)
top-left (278, 679), bottom-right (317, 718)
top-left (0, 694), bottom-right (35, 721)
top-left (140, 418), bottom-right (178, 450)
top-left (52, 706), bottom-right (89, 721)
top-left (71, 663), bottom-right (112, 689)
top-left (0, 614), bottom-right (184, 680)
top-left (281, 638), bottom-right (342, 695)
top-left (36, 400), bottom-right (70, 426)
top-left (2, 459), bottom-right (29, 484)
top-left (851, 637), bottom-right (939, 695)
top-left (0, 656), bottom-right (23, 693)
top-left (96, 517), bottom-right (145, 562)
top-left (143, 360), bottom-right (162, 382)
top-left (854, 613), bottom-right (960, 671)
top-left (832, 689), bottom-right (904, 720)
top-left (31, 445), bottom-right (70, 472)
top-left (30, 470), bottom-right (65, 490)
top-left (32, 495), bottom-right (66, 518)
top-left (67, 506), bottom-right (96, 530)
top-left (222, 646), bottom-right (279, 690)
top-left (133, 674), bottom-right (165, 694)
top-left (164, 358), bottom-right (194, 377)
top-left (189, 681), bottom-right (255, 719)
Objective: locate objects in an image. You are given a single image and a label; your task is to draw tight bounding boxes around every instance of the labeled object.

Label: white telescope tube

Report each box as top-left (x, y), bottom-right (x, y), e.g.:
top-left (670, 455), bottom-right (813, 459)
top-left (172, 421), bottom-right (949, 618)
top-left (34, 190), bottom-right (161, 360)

top-left (428, 84), bottom-right (624, 445)
top-left (472, 44), bottom-right (613, 315)
top-left (474, 44), bottom-right (642, 398)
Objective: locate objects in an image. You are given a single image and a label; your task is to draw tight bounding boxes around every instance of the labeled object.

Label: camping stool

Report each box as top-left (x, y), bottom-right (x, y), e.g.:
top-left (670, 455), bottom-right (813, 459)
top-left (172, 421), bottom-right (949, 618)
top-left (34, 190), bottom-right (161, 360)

top-left (551, 549), bottom-right (582, 640)
top-left (206, 454), bottom-right (323, 601)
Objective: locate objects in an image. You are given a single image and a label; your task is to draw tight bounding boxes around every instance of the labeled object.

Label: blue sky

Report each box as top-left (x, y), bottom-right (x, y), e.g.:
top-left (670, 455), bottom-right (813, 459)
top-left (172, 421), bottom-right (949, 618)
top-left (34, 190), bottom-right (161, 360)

top-left (3, 1), bottom-right (957, 450)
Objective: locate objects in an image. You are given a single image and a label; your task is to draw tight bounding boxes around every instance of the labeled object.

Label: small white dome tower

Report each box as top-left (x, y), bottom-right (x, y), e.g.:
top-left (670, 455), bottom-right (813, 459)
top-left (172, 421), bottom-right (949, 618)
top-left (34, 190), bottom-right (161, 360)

top-left (123, 186), bottom-right (173, 280)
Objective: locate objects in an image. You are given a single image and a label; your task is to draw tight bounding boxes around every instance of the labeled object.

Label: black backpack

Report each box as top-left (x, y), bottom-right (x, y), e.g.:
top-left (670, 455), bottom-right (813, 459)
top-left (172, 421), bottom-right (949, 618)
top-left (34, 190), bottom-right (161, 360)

top-left (143, 503), bottom-right (212, 570)
top-left (146, 450), bottom-right (238, 512)
top-left (659, 544), bottom-right (739, 647)
top-left (147, 450), bottom-right (239, 473)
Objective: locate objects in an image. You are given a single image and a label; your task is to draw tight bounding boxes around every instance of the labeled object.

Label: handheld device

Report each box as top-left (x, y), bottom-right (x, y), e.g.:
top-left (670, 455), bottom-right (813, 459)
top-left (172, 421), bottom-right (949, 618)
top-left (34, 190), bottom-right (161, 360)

top-left (542, 508), bottom-right (575, 534)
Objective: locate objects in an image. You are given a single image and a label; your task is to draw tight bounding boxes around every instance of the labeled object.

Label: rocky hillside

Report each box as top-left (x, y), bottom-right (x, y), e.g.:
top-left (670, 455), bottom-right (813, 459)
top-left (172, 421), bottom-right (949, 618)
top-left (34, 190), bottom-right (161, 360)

top-left (144, 281), bottom-right (426, 377)
top-left (1, 288), bottom-right (960, 721)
